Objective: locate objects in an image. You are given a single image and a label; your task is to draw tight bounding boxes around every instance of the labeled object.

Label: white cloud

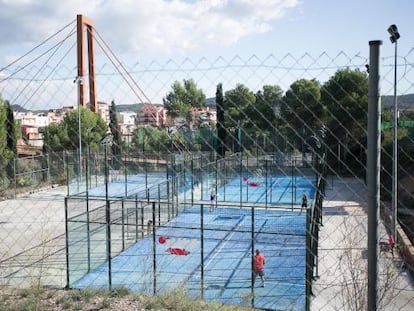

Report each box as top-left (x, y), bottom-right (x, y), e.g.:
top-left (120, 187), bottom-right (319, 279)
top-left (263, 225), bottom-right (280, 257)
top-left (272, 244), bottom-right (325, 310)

top-left (0, 0), bottom-right (299, 56)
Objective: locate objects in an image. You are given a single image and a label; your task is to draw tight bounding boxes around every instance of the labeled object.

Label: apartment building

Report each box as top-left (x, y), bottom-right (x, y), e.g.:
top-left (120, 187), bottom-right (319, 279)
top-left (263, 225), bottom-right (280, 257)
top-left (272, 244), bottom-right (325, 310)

top-left (191, 106), bottom-right (217, 128)
top-left (136, 103), bottom-right (169, 127)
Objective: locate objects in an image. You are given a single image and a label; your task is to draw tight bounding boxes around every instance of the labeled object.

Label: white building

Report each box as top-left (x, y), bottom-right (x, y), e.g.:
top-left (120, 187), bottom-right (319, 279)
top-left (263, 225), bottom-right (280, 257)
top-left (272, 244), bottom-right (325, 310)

top-left (96, 101), bottom-right (109, 124)
top-left (118, 111), bottom-right (137, 144)
top-left (15, 111), bottom-right (49, 127)
top-left (118, 111), bottom-right (136, 126)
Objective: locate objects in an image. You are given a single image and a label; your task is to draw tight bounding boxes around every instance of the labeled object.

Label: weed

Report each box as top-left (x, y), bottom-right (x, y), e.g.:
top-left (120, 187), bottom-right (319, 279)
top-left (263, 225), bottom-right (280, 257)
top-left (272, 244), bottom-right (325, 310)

top-left (101, 296), bottom-right (111, 308)
top-left (111, 286), bottom-right (130, 297)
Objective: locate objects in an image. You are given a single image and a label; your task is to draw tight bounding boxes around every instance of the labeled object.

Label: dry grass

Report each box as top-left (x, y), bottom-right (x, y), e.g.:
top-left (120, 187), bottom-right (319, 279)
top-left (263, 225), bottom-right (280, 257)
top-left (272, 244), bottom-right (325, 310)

top-left (0, 286), bottom-right (259, 311)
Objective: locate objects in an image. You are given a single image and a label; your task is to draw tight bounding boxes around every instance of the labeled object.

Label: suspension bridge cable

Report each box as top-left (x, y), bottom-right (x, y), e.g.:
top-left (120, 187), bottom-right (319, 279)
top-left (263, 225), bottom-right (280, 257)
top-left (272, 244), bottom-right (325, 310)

top-left (0, 19), bottom-right (76, 73)
top-left (20, 41), bottom-right (77, 110)
top-left (91, 34), bottom-right (146, 104)
top-left (93, 28), bottom-right (152, 103)
top-left (0, 26), bottom-right (77, 84)
top-left (10, 29), bottom-right (77, 106)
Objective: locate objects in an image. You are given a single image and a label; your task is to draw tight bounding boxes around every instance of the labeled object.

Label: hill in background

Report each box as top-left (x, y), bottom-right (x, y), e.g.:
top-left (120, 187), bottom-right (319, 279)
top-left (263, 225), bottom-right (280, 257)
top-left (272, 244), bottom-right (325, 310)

top-left (115, 103), bottom-right (144, 112)
top-left (383, 94), bottom-right (414, 110)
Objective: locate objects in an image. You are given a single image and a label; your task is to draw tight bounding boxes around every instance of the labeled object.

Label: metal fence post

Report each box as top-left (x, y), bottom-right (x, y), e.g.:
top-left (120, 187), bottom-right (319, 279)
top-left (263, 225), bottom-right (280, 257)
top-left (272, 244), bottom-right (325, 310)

top-left (13, 158), bottom-right (17, 199)
top-left (291, 159), bottom-right (294, 210)
top-left (152, 202), bottom-right (157, 294)
top-left (124, 153), bottom-right (128, 198)
top-left (158, 184), bottom-right (161, 226)
top-left (84, 151), bottom-right (91, 272)
top-left (367, 39), bottom-right (382, 311)
top-left (121, 199), bottom-right (125, 251)
top-left (239, 154), bottom-right (243, 208)
top-left (191, 155), bottom-right (194, 205)
top-left (167, 179), bottom-right (171, 221)
top-left (305, 204), bottom-right (312, 311)
top-left (104, 144), bottom-right (112, 291)
top-left (251, 204), bottom-right (255, 307)
top-left (47, 153), bottom-right (51, 187)
top-left (201, 203), bottom-right (205, 300)
top-left (265, 160), bottom-right (268, 209)
top-left (140, 197), bottom-right (144, 240)
top-left (64, 197), bottom-right (70, 288)
top-left (134, 194), bottom-right (139, 240)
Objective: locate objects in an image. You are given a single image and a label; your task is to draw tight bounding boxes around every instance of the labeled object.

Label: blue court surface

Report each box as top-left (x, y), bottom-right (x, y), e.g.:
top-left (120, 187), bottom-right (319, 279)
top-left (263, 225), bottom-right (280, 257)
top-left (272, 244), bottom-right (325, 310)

top-left (209, 175), bottom-right (315, 205)
top-left (78, 173), bottom-right (170, 198)
top-left (73, 207), bottom-right (307, 310)
top-left (76, 173), bottom-right (315, 205)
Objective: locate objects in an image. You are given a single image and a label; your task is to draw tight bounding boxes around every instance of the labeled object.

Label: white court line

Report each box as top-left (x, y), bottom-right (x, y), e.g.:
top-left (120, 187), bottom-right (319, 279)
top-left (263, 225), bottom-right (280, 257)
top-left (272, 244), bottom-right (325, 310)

top-left (203, 218), bottom-right (246, 270)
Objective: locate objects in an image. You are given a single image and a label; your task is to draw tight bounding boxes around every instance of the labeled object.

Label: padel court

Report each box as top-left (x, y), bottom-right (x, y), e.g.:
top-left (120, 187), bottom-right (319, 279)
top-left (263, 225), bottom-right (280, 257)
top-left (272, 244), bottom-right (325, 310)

top-left (67, 173), bottom-right (317, 310)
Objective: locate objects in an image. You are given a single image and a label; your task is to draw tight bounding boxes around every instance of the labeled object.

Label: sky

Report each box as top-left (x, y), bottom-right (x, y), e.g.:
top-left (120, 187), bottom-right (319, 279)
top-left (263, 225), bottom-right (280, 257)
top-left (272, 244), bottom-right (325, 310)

top-left (0, 0), bottom-right (413, 109)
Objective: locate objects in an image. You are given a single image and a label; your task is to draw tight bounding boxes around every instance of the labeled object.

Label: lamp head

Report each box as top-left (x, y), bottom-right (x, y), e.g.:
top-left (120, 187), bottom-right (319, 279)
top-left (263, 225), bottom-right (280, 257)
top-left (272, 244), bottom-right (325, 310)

top-left (100, 133), bottom-right (113, 145)
top-left (388, 24), bottom-right (400, 43)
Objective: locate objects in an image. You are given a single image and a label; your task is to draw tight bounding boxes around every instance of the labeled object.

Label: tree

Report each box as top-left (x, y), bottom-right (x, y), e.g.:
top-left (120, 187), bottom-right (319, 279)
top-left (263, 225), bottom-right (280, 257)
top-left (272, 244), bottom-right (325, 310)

top-left (0, 98), bottom-right (9, 190)
top-left (42, 123), bottom-right (65, 152)
top-left (224, 84), bottom-right (256, 130)
top-left (281, 79), bottom-right (323, 131)
top-left (5, 100), bottom-right (17, 156)
top-left (5, 100), bottom-right (18, 180)
top-left (0, 97), bottom-right (20, 189)
top-left (280, 79), bottom-right (323, 153)
top-left (0, 99), bottom-right (12, 157)
top-left (249, 85), bottom-right (283, 130)
top-left (109, 100), bottom-right (122, 168)
top-left (216, 83), bottom-right (225, 156)
top-left (321, 69), bottom-right (368, 175)
top-left (222, 84), bottom-right (256, 152)
top-left (133, 126), bottom-right (171, 153)
top-left (250, 85), bottom-right (285, 153)
top-left (321, 69), bottom-right (368, 139)
top-left (163, 79), bottom-right (206, 121)
top-left (43, 107), bottom-right (107, 152)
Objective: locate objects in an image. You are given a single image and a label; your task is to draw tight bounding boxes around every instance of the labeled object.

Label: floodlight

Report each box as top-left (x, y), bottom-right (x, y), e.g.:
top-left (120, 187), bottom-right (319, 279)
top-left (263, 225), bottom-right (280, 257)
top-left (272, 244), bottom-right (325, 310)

top-left (388, 24), bottom-right (400, 244)
top-left (388, 24), bottom-right (400, 43)
top-left (100, 134), bottom-right (113, 145)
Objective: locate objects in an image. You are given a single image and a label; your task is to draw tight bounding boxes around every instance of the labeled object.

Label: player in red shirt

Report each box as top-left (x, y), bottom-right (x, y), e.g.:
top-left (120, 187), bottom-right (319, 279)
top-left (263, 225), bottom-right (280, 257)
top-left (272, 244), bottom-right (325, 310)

top-left (253, 249), bottom-right (265, 287)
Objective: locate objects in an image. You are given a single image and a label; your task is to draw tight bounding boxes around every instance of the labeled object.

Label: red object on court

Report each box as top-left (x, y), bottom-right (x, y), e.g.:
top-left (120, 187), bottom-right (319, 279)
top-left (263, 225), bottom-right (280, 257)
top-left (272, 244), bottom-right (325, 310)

top-left (158, 236), bottom-right (168, 244)
top-left (248, 182), bottom-right (258, 187)
top-left (243, 177), bottom-right (248, 182)
top-left (166, 247), bottom-right (190, 256)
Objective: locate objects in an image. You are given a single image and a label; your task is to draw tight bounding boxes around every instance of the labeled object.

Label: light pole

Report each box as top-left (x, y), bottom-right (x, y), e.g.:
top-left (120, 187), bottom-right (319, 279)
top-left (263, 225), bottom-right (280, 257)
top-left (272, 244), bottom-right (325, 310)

top-left (388, 24), bottom-right (400, 242)
top-left (86, 127), bottom-right (93, 189)
top-left (85, 127), bottom-right (92, 272)
top-left (101, 133), bottom-right (113, 290)
top-left (74, 76), bottom-right (83, 184)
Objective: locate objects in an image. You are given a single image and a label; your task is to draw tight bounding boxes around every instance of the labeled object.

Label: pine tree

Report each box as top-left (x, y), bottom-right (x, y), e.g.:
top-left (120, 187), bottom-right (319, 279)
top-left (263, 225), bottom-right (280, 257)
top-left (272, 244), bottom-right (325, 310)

top-left (5, 101), bottom-right (17, 180)
top-left (215, 83), bottom-right (227, 157)
top-left (109, 100), bottom-right (122, 169)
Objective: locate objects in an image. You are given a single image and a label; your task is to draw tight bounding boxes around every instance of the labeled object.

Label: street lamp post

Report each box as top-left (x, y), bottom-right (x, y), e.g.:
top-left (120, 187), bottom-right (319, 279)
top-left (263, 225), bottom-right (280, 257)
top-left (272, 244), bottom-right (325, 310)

top-left (74, 76), bottom-right (83, 185)
top-left (388, 24), bottom-right (400, 242)
top-left (85, 127), bottom-right (92, 272)
top-left (101, 133), bottom-right (113, 290)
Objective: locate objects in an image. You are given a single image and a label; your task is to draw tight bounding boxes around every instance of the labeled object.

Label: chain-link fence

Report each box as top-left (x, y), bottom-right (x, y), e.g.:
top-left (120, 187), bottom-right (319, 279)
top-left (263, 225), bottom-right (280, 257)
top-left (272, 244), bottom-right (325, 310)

top-left (0, 27), bottom-right (414, 310)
